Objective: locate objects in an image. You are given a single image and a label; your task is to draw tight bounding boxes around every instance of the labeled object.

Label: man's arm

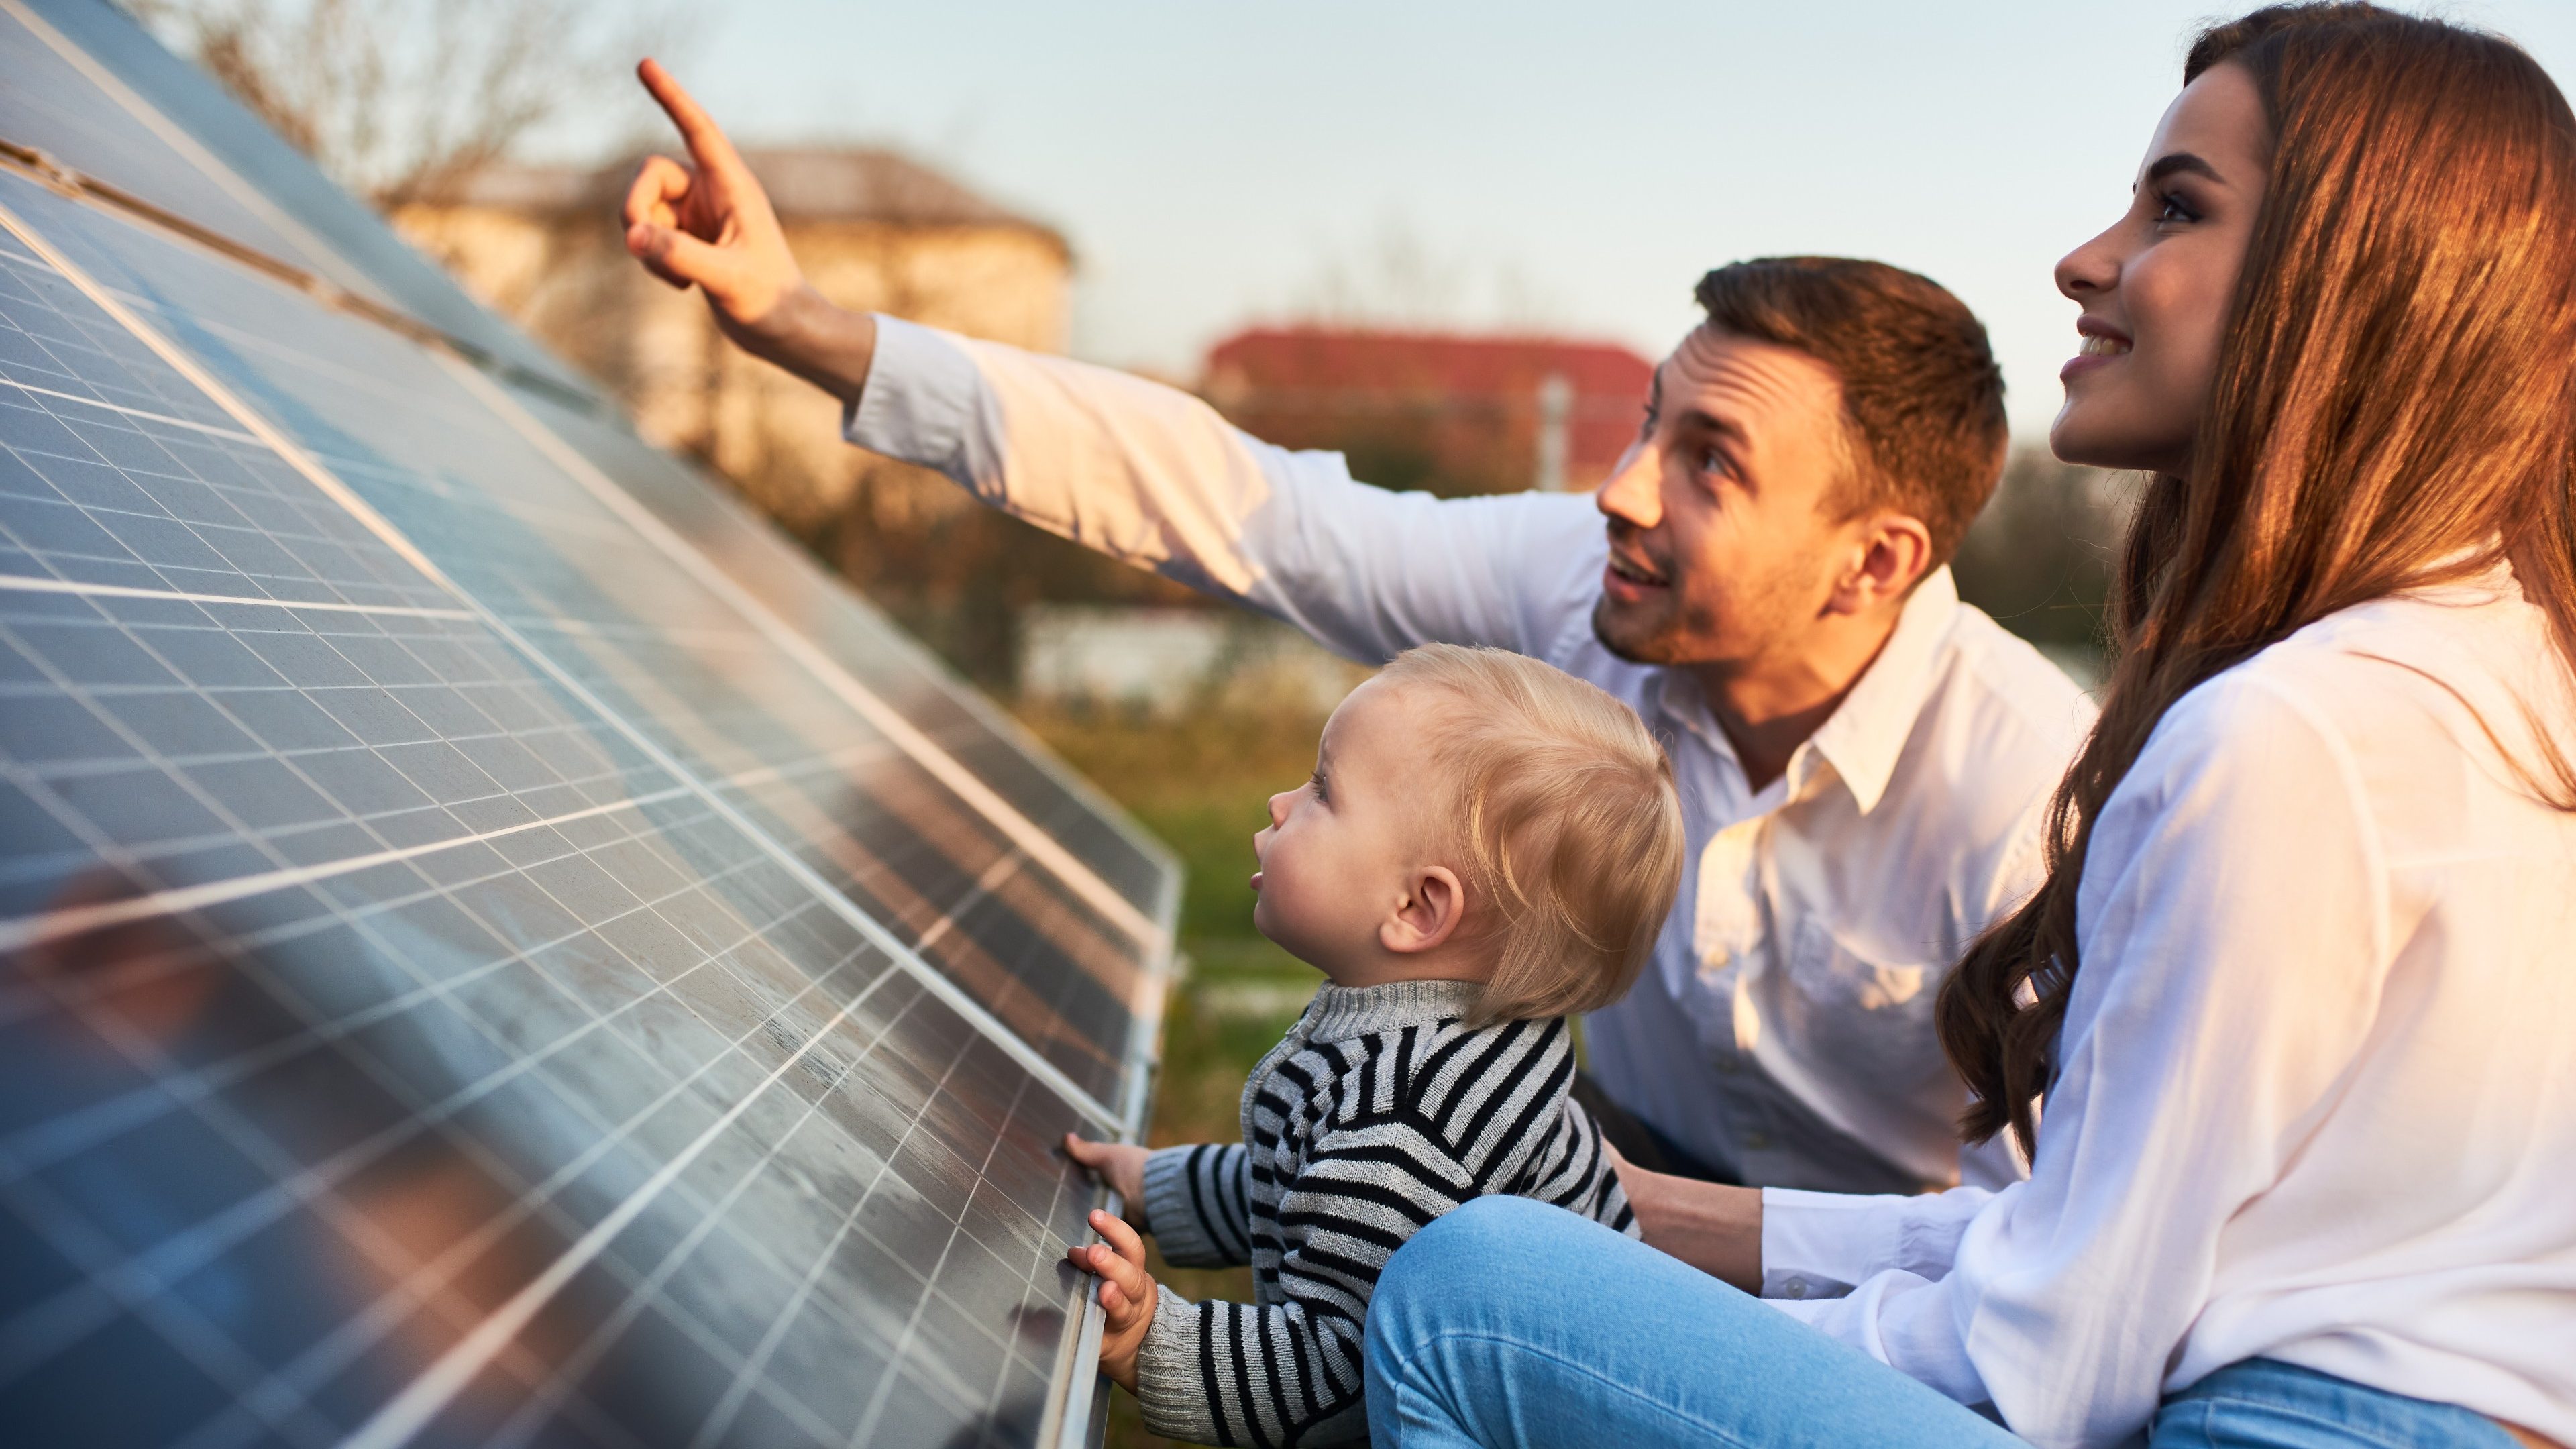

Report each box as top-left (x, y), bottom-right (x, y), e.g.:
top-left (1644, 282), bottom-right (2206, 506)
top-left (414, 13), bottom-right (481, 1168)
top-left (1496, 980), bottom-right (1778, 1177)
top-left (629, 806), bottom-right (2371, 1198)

top-left (622, 62), bottom-right (1602, 665)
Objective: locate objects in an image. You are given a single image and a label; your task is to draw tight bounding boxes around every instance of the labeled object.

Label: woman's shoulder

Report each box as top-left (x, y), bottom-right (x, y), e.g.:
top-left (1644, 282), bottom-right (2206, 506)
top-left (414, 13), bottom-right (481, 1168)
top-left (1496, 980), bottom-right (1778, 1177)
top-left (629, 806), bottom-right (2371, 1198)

top-left (2166, 576), bottom-right (2550, 753)
top-left (2114, 575), bottom-right (2564, 854)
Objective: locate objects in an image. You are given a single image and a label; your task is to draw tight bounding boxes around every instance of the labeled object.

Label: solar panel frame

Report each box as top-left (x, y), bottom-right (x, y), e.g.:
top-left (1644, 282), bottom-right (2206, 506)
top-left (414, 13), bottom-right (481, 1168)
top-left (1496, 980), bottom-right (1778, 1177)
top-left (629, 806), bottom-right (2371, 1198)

top-left (0, 7), bottom-right (1177, 1440)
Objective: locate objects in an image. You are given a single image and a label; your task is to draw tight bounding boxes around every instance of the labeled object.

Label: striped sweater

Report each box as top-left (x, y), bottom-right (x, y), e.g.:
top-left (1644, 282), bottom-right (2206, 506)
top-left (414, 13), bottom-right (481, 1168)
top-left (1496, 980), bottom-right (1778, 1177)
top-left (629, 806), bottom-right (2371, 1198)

top-left (1134, 977), bottom-right (1635, 1446)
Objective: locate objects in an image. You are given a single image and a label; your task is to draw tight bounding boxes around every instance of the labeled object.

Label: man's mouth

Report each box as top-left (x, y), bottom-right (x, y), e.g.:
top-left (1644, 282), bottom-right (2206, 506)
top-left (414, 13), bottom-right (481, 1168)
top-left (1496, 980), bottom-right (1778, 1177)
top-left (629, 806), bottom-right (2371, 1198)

top-left (1607, 553), bottom-right (1668, 588)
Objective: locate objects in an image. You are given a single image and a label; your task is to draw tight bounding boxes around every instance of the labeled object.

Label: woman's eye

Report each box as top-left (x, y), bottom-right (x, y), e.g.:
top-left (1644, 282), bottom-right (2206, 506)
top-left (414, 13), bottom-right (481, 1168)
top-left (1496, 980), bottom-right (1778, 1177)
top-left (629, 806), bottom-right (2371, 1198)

top-left (2155, 190), bottom-right (2202, 225)
top-left (1308, 771), bottom-right (1328, 803)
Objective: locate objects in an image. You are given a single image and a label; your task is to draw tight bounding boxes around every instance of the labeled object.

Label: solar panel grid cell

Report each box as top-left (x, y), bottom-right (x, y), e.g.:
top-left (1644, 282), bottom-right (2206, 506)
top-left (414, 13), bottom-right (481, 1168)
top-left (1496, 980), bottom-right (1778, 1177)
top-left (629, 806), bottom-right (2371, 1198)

top-left (0, 154), bottom-right (1155, 1444)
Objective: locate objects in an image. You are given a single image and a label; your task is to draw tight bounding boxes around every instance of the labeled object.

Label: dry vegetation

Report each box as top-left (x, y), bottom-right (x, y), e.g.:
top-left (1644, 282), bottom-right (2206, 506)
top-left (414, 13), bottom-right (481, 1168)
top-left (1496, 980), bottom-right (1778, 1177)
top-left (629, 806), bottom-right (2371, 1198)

top-left (129, 0), bottom-right (679, 207)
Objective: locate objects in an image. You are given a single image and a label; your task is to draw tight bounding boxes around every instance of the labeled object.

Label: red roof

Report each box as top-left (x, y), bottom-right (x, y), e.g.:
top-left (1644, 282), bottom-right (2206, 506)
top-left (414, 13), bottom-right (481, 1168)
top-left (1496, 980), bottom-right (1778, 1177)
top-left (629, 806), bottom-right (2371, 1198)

top-left (1202, 327), bottom-right (1656, 488)
top-left (1206, 328), bottom-right (1650, 396)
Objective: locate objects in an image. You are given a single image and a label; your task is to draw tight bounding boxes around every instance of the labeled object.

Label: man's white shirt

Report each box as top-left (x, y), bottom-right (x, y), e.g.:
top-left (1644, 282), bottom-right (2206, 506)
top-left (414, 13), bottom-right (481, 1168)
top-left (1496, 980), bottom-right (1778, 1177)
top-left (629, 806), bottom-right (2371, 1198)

top-left (844, 317), bottom-right (2098, 1193)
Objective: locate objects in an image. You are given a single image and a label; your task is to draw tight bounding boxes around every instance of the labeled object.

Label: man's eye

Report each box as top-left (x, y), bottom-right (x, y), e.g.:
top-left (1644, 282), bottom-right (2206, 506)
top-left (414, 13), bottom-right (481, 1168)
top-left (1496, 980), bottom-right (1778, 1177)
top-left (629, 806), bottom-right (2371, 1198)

top-left (1700, 447), bottom-right (1731, 478)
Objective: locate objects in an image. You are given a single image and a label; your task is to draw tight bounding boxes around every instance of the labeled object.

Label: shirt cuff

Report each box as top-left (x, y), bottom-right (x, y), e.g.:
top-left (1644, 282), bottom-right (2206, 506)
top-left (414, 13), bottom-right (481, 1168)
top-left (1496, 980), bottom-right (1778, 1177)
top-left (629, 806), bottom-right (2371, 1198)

top-left (1132, 1285), bottom-right (1221, 1444)
top-left (1758, 1184), bottom-right (1994, 1299)
top-left (839, 314), bottom-right (983, 480)
top-left (1142, 1144), bottom-right (1232, 1267)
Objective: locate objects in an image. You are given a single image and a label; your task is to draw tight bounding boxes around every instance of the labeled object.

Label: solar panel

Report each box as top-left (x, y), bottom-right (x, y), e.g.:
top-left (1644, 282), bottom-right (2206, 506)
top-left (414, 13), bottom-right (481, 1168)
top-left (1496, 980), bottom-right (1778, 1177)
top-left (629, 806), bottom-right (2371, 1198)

top-left (0, 7), bottom-right (1176, 1446)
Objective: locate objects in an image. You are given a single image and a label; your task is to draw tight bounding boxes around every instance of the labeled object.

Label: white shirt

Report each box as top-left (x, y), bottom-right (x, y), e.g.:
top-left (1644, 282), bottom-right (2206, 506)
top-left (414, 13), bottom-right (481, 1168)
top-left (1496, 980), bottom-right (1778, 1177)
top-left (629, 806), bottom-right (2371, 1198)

top-left (1761, 574), bottom-right (2576, 1447)
top-left (845, 317), bottom-right (2096, 1193)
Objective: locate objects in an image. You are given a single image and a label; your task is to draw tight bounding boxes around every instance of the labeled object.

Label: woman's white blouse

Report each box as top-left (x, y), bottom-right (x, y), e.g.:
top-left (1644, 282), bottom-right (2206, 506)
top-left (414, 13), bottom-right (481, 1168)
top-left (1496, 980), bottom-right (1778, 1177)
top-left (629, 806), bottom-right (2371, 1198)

top-left (1760, 575), bottom-right (2576, 1448)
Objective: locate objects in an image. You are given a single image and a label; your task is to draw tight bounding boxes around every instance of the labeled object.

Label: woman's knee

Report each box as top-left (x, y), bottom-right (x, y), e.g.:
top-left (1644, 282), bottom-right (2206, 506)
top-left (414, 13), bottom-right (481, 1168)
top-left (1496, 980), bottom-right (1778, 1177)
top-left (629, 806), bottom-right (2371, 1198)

top-left (1391, 1196), bottom-right (1559, 1286)
top-left (1377, 1196), bottom-right (1578, 1339)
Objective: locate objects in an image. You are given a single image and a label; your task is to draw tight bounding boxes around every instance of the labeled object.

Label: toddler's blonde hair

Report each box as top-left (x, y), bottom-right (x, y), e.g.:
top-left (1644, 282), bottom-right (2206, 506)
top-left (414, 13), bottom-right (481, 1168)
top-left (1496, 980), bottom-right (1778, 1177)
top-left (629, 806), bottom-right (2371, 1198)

top-left (1378, 643), bottom-right (1685, 1024)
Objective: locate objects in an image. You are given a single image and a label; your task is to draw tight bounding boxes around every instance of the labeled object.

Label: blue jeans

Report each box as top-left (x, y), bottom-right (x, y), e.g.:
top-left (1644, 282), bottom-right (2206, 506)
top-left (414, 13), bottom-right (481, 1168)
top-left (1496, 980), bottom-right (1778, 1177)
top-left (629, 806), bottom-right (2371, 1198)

top-left (1364, 1196), bottom-right (2520, 1449)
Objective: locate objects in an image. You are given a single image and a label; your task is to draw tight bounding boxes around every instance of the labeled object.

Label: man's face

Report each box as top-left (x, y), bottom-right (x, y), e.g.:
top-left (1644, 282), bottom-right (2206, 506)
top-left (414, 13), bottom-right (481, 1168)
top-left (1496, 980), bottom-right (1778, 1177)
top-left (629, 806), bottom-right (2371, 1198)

top-left (1590, 326), bottom-right (1858, 672)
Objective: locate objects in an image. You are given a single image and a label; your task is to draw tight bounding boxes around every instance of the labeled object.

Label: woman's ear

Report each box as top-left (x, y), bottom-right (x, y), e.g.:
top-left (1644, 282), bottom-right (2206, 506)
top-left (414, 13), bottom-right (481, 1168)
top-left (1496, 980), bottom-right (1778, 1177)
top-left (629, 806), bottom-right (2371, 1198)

top-left (1381, 866), bottom-right (1466, 955)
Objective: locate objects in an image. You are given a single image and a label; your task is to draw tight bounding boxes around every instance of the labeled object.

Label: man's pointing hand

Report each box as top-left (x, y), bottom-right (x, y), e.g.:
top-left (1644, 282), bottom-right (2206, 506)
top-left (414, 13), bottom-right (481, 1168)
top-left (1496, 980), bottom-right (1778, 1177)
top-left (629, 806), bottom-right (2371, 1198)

top-left (621, 59), bottom-right (877, 402)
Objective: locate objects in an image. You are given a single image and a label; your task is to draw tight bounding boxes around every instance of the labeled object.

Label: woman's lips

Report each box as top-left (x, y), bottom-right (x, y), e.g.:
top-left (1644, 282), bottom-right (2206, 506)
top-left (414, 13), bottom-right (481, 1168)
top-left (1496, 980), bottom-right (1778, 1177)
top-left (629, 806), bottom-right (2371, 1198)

top-left (2063, 321), bottom-right (2133, 383)
top-left (1249, 870), bottom-right (1263, 891)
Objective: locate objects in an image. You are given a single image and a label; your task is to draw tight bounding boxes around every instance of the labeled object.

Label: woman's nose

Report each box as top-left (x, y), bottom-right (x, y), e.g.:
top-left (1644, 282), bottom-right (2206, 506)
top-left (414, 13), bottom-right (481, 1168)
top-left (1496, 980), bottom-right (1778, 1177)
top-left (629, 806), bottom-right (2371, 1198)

top-left (1266, 789), bottom-right (1295, 828)
top-left (2055, 225), bottom-right (2122, 301)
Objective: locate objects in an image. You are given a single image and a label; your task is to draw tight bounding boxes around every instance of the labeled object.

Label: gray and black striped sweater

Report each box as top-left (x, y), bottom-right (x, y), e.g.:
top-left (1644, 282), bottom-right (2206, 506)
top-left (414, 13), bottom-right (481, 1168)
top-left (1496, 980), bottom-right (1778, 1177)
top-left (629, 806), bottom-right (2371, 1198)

top-left (1134, 977), bottom-right (1635, 1447)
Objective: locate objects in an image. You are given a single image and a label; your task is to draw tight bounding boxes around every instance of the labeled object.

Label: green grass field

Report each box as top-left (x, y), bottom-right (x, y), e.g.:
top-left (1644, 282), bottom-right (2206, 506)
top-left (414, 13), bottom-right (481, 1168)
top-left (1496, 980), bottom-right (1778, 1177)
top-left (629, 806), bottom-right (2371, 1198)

top-left (1021, 702), bottom-right (1337, 1449)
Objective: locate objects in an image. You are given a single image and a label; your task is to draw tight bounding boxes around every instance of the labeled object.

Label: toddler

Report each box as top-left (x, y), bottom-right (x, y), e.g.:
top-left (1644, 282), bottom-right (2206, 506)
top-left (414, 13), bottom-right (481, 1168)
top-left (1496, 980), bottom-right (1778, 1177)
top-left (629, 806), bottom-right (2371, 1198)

top-left (1064, 643), bottom-right (1686, 1446)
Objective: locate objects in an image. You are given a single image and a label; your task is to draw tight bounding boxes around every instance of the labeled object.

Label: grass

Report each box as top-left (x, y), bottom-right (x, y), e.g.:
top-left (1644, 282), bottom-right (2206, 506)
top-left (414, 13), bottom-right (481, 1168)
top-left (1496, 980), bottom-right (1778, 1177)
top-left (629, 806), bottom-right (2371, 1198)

top-left (1020, 700), bottom-right (1339, 1449)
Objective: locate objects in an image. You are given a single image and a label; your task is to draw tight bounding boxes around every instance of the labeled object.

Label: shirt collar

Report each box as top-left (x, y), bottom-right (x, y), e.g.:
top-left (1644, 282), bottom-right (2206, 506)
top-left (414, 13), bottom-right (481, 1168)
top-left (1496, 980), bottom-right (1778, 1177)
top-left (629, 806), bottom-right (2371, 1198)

top-left (1796, 564), bottom-right (1961, 815)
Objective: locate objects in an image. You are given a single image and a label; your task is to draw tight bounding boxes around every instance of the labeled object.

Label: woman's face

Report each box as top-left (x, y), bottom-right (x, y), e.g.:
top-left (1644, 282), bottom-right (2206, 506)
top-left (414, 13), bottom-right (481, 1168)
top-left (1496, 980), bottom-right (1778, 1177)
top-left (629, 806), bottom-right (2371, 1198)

top-left (2051, 62), bottom-right (2273, 474)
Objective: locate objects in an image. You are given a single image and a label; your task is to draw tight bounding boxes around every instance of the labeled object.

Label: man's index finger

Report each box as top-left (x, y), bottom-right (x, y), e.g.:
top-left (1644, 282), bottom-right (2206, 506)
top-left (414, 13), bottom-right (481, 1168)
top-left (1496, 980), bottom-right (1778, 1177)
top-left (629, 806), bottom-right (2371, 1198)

top-left (637, 58), bottom-right (746, 176)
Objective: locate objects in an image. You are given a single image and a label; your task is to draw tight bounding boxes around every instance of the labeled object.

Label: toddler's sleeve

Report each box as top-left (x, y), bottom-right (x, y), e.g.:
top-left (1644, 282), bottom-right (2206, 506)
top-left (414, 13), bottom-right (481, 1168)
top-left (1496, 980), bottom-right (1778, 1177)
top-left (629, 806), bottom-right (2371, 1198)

top-left (1140, 1143), bottom-right (1254, 1267)
top-left (1522, 1095), bottom-right (1640, 1237)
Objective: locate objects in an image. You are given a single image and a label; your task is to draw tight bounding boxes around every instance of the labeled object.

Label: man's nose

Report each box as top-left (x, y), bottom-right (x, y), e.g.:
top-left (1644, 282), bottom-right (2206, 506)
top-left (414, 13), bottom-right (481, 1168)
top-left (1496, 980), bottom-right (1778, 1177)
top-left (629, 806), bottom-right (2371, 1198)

top-left (1595, 443), bottom-right (1661, 530)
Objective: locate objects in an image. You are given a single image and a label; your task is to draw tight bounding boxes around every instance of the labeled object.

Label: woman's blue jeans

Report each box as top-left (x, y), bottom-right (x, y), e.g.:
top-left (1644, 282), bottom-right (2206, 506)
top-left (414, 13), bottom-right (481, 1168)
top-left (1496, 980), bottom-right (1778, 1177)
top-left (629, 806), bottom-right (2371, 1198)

top-left (1363, 1195), bottom-right (2520, 1449)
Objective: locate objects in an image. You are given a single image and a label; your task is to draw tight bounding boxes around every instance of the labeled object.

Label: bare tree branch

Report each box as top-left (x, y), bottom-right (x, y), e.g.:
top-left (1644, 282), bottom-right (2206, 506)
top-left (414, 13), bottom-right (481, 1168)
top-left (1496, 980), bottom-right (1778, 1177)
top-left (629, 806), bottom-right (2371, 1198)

top-left (131, 0), bottom-right (689, 209)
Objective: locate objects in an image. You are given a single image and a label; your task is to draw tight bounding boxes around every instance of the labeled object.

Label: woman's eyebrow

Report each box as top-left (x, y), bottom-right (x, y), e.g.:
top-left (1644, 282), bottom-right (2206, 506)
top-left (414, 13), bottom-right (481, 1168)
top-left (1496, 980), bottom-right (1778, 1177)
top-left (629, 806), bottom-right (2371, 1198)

top-left (2145, 152), bottom-right (2225, 184)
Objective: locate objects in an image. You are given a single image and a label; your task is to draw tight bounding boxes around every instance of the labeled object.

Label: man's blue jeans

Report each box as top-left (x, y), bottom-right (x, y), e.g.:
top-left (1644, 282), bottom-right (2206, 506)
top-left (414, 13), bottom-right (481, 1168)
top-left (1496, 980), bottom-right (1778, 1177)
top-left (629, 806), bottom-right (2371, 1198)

top-left (1364, 1195), bottom-right (2521, 1449)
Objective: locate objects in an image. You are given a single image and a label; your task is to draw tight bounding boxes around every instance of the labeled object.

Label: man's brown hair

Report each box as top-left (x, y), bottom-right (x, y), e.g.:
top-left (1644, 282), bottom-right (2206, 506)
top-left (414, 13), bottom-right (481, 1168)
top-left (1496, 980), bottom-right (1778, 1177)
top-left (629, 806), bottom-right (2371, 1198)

top-left (1694, 256), bottom-right (2008, 566)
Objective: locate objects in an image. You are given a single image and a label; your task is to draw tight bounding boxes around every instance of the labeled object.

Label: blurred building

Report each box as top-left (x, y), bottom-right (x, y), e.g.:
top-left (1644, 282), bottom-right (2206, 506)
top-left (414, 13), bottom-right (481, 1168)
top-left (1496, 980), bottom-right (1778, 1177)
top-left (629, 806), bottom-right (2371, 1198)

top-left (1201, 328), bottom-right (1654, 496)
top-left (391, 146), bottom-right (1071, 533)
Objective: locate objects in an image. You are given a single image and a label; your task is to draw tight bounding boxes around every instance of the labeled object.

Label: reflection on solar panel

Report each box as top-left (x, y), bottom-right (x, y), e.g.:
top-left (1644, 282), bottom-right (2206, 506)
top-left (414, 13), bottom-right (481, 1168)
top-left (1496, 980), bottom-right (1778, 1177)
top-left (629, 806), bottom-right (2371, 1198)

top-left (0, 2), bottom-right (1178, 1445)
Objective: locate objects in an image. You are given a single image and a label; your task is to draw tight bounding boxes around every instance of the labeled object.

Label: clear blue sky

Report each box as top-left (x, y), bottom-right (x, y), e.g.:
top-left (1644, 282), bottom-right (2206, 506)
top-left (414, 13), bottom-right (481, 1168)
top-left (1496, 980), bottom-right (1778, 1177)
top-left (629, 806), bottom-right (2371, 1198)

top-left (571, 1), bottom-right (2576, 441)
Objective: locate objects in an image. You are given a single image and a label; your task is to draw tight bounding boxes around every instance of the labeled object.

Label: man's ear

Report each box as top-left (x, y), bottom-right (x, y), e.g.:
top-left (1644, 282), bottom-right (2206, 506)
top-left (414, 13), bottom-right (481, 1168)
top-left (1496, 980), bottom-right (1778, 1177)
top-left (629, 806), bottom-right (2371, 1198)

top-left (1828, 511), bottom-right (1934, 616)
top-left (1381, 866), bottom-right (1466, 955)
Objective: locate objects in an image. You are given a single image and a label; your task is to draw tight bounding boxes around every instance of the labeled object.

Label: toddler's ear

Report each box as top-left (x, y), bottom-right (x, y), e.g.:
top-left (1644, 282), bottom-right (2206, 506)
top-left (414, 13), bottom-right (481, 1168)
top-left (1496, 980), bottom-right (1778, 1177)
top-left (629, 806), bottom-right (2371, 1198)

top-left (1381, 865), bottom-right (1466, 955)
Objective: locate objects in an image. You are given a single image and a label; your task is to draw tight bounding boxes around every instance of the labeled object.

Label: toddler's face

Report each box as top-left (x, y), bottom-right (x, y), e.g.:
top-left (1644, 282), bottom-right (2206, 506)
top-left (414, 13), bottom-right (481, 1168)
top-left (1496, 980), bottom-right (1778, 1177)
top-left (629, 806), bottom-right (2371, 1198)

top-left (1251, 676), bottom-right (1442, 976)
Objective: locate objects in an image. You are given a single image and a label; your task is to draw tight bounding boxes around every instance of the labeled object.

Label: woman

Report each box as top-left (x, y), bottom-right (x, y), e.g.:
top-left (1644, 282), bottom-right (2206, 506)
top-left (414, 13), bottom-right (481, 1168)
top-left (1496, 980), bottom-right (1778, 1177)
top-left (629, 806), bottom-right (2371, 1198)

top-left (1362, 5), bottom-right (2576, 1447)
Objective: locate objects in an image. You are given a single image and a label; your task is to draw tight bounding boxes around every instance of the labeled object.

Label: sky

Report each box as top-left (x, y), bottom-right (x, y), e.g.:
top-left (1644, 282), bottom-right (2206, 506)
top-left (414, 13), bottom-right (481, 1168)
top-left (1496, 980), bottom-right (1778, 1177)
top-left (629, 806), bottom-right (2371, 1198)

top-left (554, 1), bottom-right (2576, 441)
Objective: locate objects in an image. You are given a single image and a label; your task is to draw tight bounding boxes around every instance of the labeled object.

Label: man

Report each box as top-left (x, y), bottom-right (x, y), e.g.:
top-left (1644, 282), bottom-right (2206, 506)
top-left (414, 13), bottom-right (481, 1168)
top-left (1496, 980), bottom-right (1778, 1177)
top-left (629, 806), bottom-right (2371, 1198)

top-left (619, 60), bottom-right (2095, 1195)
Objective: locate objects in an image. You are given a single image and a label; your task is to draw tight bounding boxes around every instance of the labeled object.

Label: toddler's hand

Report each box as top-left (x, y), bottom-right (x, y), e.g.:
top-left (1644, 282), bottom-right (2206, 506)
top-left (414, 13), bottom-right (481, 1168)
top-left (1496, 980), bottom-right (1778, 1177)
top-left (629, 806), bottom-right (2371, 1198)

top-left (1063, 1132), bottom-right (1150, 1228)
top-left (1067, 1209), bottom-right (1157, 1391)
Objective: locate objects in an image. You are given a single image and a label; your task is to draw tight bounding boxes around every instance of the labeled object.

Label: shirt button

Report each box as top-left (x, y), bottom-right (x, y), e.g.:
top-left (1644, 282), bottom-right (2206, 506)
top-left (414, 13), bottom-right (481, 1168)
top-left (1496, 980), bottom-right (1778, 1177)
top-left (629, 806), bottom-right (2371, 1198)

top-left (1784, 1277), bottom-right (1808, 1299)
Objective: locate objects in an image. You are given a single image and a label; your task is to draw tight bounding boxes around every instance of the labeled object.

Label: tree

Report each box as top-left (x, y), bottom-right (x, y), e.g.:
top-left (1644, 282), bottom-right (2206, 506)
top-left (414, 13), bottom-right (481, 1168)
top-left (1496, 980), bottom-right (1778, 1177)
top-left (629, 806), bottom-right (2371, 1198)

top-left (129, 0), bottom-right (684, 209)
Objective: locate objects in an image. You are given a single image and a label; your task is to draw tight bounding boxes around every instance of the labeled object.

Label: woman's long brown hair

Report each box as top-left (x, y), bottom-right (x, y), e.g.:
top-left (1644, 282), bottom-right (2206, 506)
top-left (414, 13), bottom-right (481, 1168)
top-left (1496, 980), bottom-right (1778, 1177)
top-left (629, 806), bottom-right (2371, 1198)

top-left (1936, 3), bottom-right (2576, 1156)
